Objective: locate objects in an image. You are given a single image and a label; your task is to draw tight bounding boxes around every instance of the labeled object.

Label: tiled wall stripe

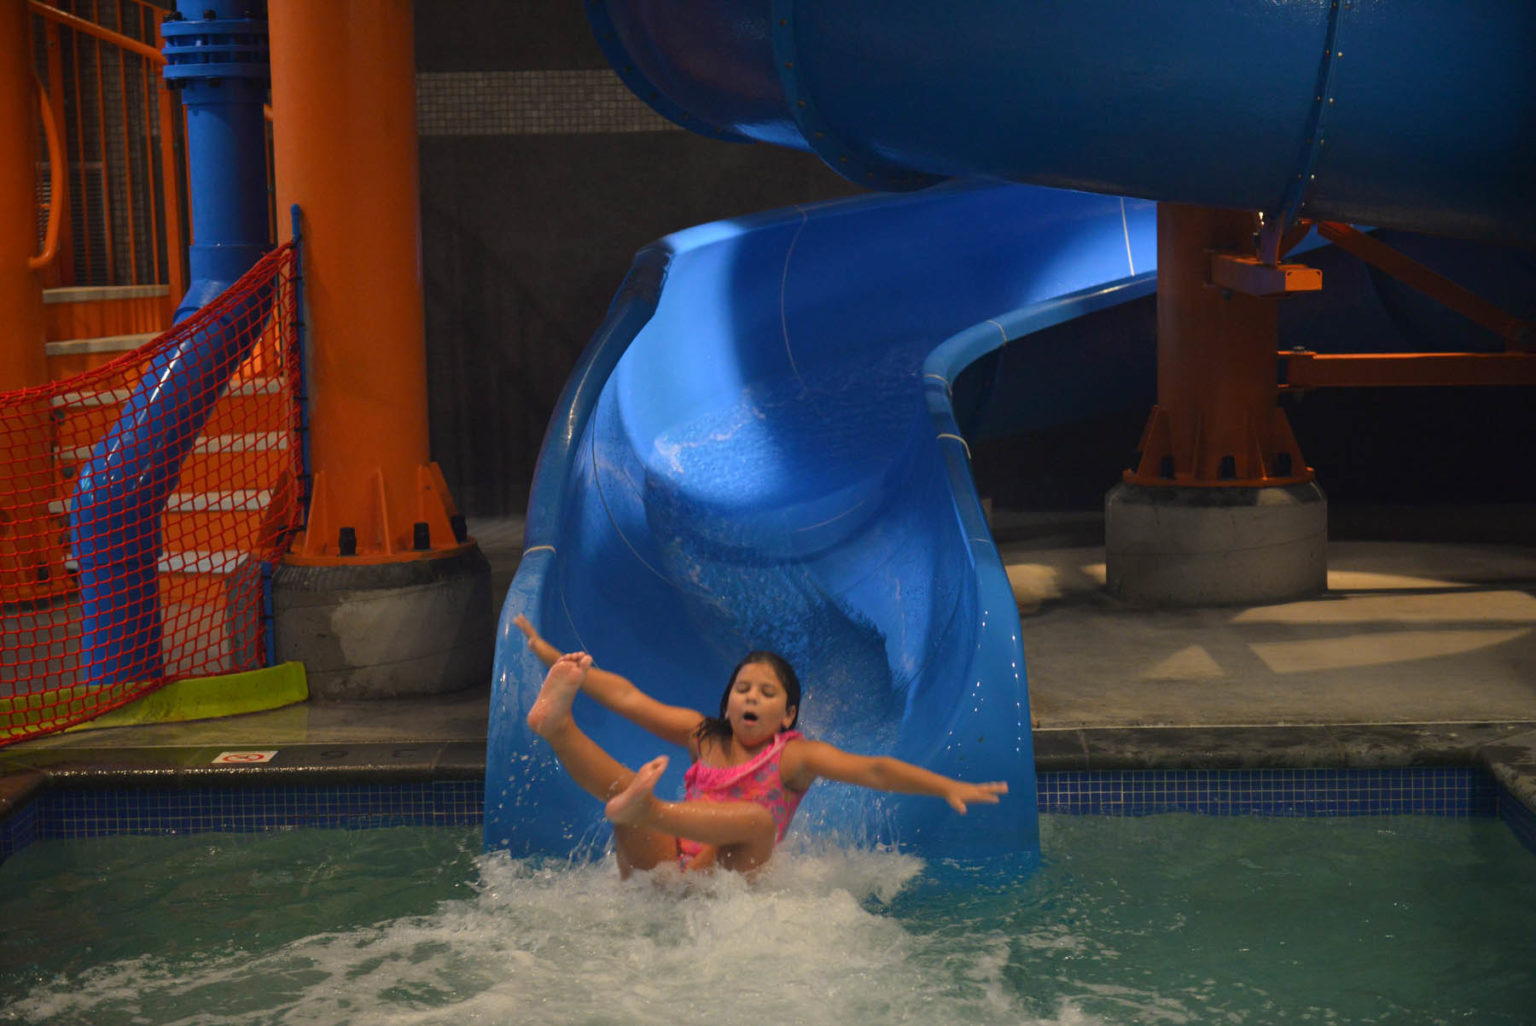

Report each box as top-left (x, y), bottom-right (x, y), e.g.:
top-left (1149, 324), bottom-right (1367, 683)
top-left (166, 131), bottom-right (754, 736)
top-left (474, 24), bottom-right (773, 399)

top-left (1037, 767), bottom-right (1500, 818)
top-left (1, 781), bottom-right (482, 861)
top-left (4, 770), bottom-right (1533, 864)
top-left (416, 70), bottom-right (682, 136)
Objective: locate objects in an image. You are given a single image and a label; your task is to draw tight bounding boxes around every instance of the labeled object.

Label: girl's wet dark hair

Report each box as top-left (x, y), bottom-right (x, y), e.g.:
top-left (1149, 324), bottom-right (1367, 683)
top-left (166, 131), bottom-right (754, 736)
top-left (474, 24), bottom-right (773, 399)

top-left (693, 651), bottom-right (801, 746)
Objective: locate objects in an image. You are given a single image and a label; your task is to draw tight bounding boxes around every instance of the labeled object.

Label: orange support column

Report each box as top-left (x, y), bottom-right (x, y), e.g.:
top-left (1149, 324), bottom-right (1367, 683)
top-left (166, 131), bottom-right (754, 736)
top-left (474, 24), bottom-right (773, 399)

top-left (0, 0), bottom-right (46, 395)
top-left (1105, 204), bottom-right (1326, 606)
top-left (1, 0), bottom-right (71, 604)
top-left (1128, 204), bottom-right (1310, 487)
top-left (267, 0), bottom-right (491, 698)
top-left (270, 0), bottom-right (457, 562)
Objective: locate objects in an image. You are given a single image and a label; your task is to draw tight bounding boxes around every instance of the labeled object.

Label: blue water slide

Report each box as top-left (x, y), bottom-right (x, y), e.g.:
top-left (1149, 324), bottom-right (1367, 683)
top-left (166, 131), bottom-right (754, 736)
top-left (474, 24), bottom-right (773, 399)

top-left (484, 184), bottom-right (1156, 858)
top-left (486, 0), bottom-right (1533, 859)
top-left (589, 0), bottom-right (1534, 246)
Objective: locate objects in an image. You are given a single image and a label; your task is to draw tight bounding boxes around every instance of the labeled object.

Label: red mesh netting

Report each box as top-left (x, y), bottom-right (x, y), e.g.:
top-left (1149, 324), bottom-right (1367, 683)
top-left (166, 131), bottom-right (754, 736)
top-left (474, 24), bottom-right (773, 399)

top-left (1, 243), bottom-right (303, 745)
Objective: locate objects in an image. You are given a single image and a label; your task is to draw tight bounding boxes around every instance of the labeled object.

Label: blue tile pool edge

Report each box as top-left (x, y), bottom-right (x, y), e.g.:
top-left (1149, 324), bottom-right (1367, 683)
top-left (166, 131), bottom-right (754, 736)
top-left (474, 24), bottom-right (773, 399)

top-left (4, 766), bottom-right (1536, 865)
top-left (1501, 788), bottom-right (1536, 857)
top-left (1035, 766), bottom-right (1501, 818)
top-left (0, 780), bottom-right (483, 863)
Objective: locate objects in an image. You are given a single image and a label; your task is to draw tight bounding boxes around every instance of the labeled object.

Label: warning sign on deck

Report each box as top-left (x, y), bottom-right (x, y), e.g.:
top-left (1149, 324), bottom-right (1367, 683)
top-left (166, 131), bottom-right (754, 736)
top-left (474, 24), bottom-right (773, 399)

top-left (212, 750), bottom-right (278, 764)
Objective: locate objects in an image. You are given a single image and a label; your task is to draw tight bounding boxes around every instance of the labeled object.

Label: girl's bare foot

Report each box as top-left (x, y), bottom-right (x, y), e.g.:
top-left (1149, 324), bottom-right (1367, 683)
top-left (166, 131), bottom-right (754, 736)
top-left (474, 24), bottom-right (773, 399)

top-left (605, 755), bottom-right (668, 827)
top-left (527, 652), bottom-right (591, 737)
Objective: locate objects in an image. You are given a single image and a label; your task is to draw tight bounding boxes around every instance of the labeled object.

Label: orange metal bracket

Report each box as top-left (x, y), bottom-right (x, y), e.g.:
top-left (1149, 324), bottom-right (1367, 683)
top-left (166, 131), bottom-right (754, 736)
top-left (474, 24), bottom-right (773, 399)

top-left (1316, 222), bottom-right (1533, 351)
top-left (287, 463), bottom-right (472, 565)
top-left (1126, 403), bottom-right (1312, 487)
top-left (1280, 350), bottom-right (1536, 390)
top-left (1210, 253), bottom-right (1321, 297)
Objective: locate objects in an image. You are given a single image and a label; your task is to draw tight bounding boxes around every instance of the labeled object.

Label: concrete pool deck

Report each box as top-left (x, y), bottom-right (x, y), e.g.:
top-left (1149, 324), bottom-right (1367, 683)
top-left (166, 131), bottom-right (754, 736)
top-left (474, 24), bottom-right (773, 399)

top-left (4, 509), bottom-right (1536, 818)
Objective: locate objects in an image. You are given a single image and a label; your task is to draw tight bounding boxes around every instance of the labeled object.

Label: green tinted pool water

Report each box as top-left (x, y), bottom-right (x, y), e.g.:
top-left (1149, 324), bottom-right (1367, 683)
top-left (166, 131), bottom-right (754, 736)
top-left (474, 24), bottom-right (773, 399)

top-left (3, 814), bottom-right (1534, 1025)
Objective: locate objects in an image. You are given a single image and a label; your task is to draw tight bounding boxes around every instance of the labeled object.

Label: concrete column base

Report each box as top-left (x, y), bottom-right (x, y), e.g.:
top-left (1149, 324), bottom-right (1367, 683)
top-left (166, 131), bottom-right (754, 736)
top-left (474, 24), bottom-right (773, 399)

top-left (1105, 481), bottom-right (1327, 606)
top-left (272, 546), bottom-right (494, 700)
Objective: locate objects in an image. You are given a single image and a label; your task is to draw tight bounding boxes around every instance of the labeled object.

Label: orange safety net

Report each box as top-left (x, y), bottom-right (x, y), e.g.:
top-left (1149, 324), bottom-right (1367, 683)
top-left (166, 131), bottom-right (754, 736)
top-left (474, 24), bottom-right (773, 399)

top-left (1, 242), bottom-right (303, 745)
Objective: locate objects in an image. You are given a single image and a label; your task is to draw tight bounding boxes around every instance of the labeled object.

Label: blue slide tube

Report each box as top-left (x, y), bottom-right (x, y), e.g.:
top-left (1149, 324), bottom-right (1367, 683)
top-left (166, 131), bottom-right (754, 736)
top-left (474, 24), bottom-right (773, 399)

top-left (589, 0), bottom-right (1535, 246)
top-left (69, 2), bottom-right (271, 688)
top-left (485, 183), bottom-right (1157, 860)
top-left (164, 0), bottom-right (272, 321)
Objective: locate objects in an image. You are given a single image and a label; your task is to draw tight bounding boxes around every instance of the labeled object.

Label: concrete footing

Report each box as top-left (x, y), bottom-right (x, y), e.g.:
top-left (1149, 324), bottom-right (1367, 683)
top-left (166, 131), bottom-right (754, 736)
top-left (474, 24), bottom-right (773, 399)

top-left (1105, 481), bottom-right (1327, 606)
top-left (272, 546), bottom-right (494, 700)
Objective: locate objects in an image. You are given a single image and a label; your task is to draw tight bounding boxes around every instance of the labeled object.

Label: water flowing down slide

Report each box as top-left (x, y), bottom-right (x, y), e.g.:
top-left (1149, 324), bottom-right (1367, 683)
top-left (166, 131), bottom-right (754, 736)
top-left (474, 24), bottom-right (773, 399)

top-left (485, 183), bottom-right (1156, 858)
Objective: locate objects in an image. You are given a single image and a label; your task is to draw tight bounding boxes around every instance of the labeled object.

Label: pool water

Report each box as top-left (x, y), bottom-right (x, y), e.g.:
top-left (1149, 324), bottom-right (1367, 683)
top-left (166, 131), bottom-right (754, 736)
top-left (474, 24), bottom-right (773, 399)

top-left (3, 814), bottom-right (1534, 1025)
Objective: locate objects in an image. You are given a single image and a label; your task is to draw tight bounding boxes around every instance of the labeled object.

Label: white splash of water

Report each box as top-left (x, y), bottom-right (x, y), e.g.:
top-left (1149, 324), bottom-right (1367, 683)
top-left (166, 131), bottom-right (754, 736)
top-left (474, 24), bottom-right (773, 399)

top-left (6, 847), bottom-right (1107, 1026)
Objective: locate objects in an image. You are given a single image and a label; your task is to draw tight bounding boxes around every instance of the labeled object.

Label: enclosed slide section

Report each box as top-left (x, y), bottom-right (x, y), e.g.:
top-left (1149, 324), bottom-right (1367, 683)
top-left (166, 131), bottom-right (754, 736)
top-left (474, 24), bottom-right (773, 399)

top-left (588, 0), bottom-right (1534, 247)
top-left (485, 184), bottom-right (1155, 858)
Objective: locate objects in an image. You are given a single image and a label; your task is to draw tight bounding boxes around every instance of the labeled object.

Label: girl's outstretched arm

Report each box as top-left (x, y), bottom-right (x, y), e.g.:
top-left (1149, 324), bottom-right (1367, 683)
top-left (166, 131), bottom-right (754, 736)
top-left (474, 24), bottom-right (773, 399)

top-left (781, 740), bottom-right (1007, 814)
top-left (514, 615), bottom-right (704, 750)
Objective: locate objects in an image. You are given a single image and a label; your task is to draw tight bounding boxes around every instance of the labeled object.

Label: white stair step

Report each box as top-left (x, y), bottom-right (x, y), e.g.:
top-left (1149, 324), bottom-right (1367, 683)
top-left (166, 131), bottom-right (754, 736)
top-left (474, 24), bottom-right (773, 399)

top-left (43, 284), bottom-right (169, 303)
top-left (62, 551), bottom-right (245, 575)
top-left (230, 378), bottom-right (284, 396)
top-left (46, 333), bottom-right (159, 357)
top-left (50, 379), bottom-right (281, 410)
top-left (168, 489), bottom-right (271, 512)
top-left (50, 388), bottom-right (132, 409)
top-left (58, 432), bottom-right (290, 462)
top-left (194, 432), bottom-right (291, 454)
top-left (48, 489), bottom-right (271, 516)
top-left (158, 550), bottom-right (246, 575)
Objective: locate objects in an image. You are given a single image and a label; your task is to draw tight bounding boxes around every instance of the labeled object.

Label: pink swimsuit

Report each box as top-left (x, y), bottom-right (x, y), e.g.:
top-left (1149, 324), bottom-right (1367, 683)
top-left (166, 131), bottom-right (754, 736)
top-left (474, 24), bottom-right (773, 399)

top-left (676, 730), bottom-right (805, 865)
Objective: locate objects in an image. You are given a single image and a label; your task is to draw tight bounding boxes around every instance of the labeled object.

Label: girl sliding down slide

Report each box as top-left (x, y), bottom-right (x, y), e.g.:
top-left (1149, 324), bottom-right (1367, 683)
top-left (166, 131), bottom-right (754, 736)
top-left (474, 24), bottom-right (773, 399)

top-left (516, 616), bottom-right (1007, 877)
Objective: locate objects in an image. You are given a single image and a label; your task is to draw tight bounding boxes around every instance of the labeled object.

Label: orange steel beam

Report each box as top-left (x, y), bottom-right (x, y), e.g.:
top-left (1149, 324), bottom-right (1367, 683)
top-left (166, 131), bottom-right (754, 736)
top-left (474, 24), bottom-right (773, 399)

top-left (1280, 351), bottom-right (1536, 390)
top-left (2, 0), bottom-right (48, 392)
top-left (270, 0), bottom-right (465, 563)
top-left (27, 0), bottom-right (164, 64)
top-left (1316, 222), bottom-right (1533, 351)
top-left (112, 1), bottom-right (137, 283)
top-left (153, 11), bottom-right (185, 310)
top-left (1125, 204), bottom-right (1310, 487)
top-left (2, 0), bottom-right (71, 603)
top-left (67, 7), bottom-right (90, 282)
top-left (89, 0), bottom-right (115, 283)
top-left (39, 17), bottom-right (71, 286)
top-left (137, 4), bottom-right (160, 285)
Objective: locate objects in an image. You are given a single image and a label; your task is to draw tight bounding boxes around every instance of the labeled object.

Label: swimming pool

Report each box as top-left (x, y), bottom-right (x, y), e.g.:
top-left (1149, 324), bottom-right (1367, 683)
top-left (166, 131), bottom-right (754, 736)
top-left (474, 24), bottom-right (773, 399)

top-left (2, 767), bottom-right (1535, 1025)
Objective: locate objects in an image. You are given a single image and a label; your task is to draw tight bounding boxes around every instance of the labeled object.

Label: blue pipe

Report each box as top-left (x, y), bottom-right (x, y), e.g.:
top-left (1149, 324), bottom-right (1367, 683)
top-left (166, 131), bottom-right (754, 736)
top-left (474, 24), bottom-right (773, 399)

top-left (164, 0), bottom-right (272, 320)
top-left (68, 2), bottom-right (272, 689)
top-left (588, 0), bottom-right (1536, 246)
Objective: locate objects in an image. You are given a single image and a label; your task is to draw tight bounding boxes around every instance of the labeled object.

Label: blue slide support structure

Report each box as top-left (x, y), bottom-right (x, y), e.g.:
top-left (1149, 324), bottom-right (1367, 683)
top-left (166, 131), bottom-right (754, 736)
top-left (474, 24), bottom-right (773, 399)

top-left (69, 2), bottom-right (273, 688)
top-left (486, 185), bottom-right (1156, 859)
top-left (68, 1), bottom-right (272, 688)
top-left (487, 0), bottom-right (1533, 858)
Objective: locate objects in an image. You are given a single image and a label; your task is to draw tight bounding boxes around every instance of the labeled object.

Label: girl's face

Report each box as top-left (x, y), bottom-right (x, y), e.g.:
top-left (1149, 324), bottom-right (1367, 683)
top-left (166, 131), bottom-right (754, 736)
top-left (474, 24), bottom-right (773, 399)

top-left (725, 661), bottom-right (796, 747)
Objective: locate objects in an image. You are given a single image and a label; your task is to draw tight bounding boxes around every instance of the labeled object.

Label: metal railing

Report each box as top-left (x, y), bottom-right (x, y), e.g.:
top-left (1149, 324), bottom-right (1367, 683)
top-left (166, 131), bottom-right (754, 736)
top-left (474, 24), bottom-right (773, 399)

top-left (29, 0), bottom-right (185, 296)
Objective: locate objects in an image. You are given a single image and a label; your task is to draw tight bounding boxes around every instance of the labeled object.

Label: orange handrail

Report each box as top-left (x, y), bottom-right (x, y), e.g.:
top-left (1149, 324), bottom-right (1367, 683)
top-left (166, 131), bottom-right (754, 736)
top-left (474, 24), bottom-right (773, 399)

top-left (27, 0), bottom-right (164, 64)
top-left (27, 71), bottom-right (63, 271)
top-left (112, 0), bottom-right (138, 281)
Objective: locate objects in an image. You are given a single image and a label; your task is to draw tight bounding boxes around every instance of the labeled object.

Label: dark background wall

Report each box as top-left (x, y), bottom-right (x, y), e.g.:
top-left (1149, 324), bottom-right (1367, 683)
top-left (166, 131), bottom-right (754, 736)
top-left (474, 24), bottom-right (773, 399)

top-left (414, 1), bottom-right (865, 516)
